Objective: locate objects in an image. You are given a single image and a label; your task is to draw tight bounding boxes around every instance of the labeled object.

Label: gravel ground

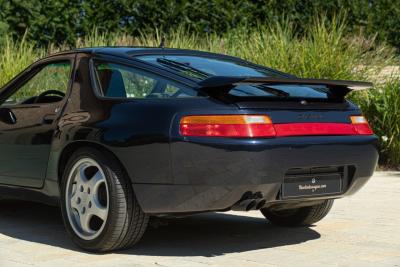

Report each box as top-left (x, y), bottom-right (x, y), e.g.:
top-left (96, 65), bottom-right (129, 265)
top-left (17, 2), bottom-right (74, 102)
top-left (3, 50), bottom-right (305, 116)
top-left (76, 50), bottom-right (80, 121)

top-left (0, 171), bottom-right (399, 267)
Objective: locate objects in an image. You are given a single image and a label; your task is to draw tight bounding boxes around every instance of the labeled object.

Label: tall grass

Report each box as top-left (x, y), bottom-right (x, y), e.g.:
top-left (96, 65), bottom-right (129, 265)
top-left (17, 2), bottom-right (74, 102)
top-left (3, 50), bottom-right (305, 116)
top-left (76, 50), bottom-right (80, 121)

top-left (1, 18), bottom-right (396, 86)
top-left (0, 18), bottom-right (399, 167)
top-left (353, 79), bottom-right (400, 167)
top-left (0, 35), bottom-right (44, 87)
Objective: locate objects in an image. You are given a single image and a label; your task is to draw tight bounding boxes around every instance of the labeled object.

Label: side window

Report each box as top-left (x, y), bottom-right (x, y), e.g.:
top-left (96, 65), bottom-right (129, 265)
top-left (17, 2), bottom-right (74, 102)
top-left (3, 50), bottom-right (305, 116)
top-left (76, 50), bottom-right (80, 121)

top-left (93, 61), bottom-right (198, 99)
top-left (4, 61), bottom-right (71, 105)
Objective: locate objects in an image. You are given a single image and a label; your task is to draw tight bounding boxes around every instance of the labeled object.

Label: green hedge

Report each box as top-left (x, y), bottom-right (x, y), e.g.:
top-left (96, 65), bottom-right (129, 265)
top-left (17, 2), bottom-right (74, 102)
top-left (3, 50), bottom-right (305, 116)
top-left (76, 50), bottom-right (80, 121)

top-left (1, 0), bottom-right (400, 48)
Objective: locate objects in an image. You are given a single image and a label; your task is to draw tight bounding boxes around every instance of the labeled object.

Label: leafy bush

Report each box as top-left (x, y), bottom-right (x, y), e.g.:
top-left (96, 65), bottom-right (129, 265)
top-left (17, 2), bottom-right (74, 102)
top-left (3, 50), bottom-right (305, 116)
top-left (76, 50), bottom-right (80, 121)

top-left (352, 79), bottom-right (400, 168)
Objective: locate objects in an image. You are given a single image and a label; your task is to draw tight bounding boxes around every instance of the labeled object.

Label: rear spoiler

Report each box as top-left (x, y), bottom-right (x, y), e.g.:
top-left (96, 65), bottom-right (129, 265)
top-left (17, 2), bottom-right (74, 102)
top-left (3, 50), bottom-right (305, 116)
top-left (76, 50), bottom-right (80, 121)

top-left (197, 76), bottom-right (373, 91)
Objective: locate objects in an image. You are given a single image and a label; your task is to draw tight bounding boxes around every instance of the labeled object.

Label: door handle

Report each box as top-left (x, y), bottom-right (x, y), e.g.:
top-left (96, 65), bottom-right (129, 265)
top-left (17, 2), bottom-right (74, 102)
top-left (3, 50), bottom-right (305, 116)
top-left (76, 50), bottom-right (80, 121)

top-left (0, 108), bottom-right (17, 124)
top-left (42, 114), bottom-right (56, 124)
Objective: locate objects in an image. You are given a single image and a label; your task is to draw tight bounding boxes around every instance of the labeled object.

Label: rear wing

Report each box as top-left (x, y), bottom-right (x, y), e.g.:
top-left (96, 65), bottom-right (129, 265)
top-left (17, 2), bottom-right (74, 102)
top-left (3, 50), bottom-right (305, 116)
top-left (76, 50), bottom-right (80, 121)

top-left (197, 76), bottom-right (373, 98)
top-left (198, 76), bottom-right (373, 90)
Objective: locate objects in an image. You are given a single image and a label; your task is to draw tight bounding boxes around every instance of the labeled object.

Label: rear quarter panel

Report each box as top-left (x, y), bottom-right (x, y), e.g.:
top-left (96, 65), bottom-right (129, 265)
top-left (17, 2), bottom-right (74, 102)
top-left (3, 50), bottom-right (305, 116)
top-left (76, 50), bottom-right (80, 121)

top-left (46, 54), bottom-right (239, 187)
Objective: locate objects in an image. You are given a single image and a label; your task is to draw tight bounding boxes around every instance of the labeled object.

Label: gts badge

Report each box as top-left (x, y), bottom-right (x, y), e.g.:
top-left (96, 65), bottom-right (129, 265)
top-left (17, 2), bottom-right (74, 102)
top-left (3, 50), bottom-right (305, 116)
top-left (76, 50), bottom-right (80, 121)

top-left (298, 114), bottom-right (323, 120)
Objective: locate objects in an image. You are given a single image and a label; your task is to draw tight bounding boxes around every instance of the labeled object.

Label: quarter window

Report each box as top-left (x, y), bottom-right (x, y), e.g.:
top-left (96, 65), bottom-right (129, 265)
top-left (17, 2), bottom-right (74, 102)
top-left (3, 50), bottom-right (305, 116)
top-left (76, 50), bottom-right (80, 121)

top-left (93, 61), bottom-right (197, 99)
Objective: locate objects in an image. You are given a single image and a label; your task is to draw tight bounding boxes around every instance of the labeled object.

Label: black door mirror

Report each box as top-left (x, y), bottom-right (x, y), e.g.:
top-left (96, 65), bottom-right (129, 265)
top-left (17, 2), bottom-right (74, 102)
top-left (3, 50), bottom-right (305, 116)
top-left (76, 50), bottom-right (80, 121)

top-left (0, 108), bottom-right (17, 124)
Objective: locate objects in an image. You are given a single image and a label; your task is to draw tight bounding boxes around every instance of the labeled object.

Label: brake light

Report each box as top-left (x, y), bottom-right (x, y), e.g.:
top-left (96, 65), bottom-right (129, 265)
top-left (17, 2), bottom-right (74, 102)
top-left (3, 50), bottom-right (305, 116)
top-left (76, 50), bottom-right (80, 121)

top-left (180, 115), bottom-right (374, 137)
top-left (350, 116), bottom-right (374, 135)
top-left (180, 115), bottom-right (276, 137)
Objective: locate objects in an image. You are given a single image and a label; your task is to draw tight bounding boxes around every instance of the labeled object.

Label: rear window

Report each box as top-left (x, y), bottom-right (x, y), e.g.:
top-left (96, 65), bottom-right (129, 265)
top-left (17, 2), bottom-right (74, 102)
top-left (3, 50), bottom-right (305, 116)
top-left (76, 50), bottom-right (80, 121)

top-left (137, 55), bottom-right (283, 79)
top-left (137, 55), bottom-right (333, 101)
top-left (229, 84), bottom-right (331, 99)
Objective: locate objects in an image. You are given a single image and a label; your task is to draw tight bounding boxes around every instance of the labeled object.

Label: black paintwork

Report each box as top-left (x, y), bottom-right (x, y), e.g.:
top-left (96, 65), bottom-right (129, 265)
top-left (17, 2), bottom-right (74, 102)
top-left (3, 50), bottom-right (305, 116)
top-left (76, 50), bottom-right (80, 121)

top-left (0, 47), bottom-right (378, 214)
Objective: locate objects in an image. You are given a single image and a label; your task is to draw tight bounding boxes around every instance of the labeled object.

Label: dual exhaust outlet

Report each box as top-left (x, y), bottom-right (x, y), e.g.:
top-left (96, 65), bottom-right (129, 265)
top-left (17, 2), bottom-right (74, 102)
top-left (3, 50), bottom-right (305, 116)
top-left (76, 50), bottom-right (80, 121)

top-left (231, 191), bottom-right (267, 211)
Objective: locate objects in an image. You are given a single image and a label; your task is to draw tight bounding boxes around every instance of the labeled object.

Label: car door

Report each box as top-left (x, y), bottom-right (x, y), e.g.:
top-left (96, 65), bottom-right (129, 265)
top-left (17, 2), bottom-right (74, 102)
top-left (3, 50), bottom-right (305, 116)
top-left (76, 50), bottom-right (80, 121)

top-left (0, 56), bottom-right (75, 188)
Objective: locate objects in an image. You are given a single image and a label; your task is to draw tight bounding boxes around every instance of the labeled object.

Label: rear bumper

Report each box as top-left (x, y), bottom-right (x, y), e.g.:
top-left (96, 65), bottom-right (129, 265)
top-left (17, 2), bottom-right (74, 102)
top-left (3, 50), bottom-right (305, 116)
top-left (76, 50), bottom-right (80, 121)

top-left (134, 135), bottom-right (378, 214)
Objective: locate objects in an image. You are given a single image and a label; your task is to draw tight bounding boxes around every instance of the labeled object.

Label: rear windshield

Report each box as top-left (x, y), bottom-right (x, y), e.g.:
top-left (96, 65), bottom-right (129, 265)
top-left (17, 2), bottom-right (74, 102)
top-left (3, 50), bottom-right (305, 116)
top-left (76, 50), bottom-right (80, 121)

top-left (136, 55), bottom-right (283, 79)
top-left (229, 84), bottom-right (331, 100)
top-left (137, 55), bottom-right (332, 100)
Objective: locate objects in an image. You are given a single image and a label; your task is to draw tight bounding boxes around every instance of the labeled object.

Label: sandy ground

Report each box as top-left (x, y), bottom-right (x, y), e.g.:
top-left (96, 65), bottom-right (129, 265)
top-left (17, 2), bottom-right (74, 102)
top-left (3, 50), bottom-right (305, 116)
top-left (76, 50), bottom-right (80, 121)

top-left (0, 171), bottom-right (399, 267)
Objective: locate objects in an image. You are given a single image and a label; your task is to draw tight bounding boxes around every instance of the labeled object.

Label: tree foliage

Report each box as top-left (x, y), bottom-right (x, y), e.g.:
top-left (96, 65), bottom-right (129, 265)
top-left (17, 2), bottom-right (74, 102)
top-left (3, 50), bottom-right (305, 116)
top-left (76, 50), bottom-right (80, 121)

top-left (0, 0), bottom-right (399, 48)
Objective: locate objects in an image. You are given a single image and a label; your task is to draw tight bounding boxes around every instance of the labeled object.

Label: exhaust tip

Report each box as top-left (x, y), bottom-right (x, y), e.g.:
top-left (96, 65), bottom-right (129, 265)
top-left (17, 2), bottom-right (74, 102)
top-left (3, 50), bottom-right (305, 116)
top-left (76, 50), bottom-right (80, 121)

top-left (241, 191), bottom-right (253, 201)
top-left (256, 199), bottom-right (266, 210)
top-left (246, 200), bottom-right (257, 211)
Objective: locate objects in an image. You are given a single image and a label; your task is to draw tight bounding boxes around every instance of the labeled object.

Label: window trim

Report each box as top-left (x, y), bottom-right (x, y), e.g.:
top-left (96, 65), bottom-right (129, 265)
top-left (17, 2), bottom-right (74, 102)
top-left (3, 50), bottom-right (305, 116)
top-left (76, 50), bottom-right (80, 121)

top-left (0, 57), bottom-right (75, 108)
top-left (89, 58), bottom-right (206, 101)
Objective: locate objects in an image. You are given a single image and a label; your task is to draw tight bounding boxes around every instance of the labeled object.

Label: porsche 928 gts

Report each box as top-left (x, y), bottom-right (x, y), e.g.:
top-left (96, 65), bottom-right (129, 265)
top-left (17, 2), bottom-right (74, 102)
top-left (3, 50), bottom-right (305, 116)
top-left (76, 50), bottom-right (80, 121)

top-left (0, 47), bottom-right (378, 252)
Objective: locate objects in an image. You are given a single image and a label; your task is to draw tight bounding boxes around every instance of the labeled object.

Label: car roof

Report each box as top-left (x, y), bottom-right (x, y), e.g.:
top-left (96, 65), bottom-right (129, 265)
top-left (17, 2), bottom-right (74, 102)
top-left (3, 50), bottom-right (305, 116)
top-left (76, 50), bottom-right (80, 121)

top-left (44, 47), bottom-right (291, 82)
top-left (46, 46), bottom-right (247, 62)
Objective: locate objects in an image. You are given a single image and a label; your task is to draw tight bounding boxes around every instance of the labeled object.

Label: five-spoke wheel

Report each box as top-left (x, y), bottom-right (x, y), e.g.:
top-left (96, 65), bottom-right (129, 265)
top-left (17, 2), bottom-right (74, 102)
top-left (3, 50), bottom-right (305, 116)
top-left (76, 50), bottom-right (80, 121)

top-left (65, 158), bottom-right (109, 240)
top-left (60, 147), bottom-right (149, 252)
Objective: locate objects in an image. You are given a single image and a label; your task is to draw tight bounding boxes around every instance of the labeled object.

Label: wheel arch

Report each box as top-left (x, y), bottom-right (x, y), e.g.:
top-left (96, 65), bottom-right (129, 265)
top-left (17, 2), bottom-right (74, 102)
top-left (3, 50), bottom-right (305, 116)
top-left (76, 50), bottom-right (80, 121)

top-left (57, 141), bottom-right (130, 186)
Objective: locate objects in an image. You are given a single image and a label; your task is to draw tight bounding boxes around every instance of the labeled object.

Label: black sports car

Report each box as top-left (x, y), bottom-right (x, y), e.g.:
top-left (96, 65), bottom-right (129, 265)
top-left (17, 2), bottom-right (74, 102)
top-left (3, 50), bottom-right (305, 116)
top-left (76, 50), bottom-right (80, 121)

top-left (0, 47), bottom-right (378, 252)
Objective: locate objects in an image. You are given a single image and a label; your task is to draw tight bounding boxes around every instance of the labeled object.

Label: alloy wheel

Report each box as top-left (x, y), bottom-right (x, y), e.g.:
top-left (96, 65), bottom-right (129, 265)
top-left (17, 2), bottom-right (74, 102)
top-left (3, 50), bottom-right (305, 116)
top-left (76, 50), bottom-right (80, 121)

top-left (65, 158), bottom-right (109, 240)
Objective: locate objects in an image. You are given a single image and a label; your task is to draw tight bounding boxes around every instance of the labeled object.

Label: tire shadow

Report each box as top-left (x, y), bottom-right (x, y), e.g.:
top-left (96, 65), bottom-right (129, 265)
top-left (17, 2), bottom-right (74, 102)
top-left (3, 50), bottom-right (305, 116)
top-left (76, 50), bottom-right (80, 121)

top-left (0, 200), bottom-right (321, 256)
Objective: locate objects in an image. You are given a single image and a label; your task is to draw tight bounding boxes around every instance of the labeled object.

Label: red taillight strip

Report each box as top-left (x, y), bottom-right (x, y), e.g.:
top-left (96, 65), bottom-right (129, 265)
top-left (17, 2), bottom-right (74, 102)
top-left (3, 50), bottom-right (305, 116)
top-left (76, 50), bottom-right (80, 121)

top-left (274, 123), bottom-right (357, 136)
top-left (180, 115), bottom-right (374, 137)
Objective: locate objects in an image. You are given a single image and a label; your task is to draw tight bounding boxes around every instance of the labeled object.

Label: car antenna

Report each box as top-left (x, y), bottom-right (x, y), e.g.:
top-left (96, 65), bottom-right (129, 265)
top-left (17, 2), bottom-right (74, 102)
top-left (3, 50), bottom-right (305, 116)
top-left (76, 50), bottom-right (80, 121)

top-left (159, 34), bottom-right (167, 59)
top-left (159, 35), bottom-right (166, 49)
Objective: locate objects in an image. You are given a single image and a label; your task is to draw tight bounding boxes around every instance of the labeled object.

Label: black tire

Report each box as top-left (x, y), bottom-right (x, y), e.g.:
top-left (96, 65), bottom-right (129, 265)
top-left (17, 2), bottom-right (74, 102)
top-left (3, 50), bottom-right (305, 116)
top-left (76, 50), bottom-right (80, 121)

top-left (261, 200), bottom-right (334, 227)
top-left (60, 147), bottom-right (149, 252)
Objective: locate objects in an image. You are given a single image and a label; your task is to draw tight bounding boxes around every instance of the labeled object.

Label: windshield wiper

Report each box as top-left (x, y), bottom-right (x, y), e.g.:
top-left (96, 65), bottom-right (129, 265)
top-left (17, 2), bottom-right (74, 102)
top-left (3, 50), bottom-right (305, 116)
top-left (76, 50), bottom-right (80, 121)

top-left (156, 58), bottom-right (210, 79)
top-left (255, 84), bottom-right (290, 98)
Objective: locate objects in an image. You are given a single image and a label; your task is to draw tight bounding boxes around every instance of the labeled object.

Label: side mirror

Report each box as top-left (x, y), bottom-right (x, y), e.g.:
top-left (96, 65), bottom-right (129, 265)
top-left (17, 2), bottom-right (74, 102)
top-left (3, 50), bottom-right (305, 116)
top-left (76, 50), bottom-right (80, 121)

top-left (0, 108), bottom-right (17, 124)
